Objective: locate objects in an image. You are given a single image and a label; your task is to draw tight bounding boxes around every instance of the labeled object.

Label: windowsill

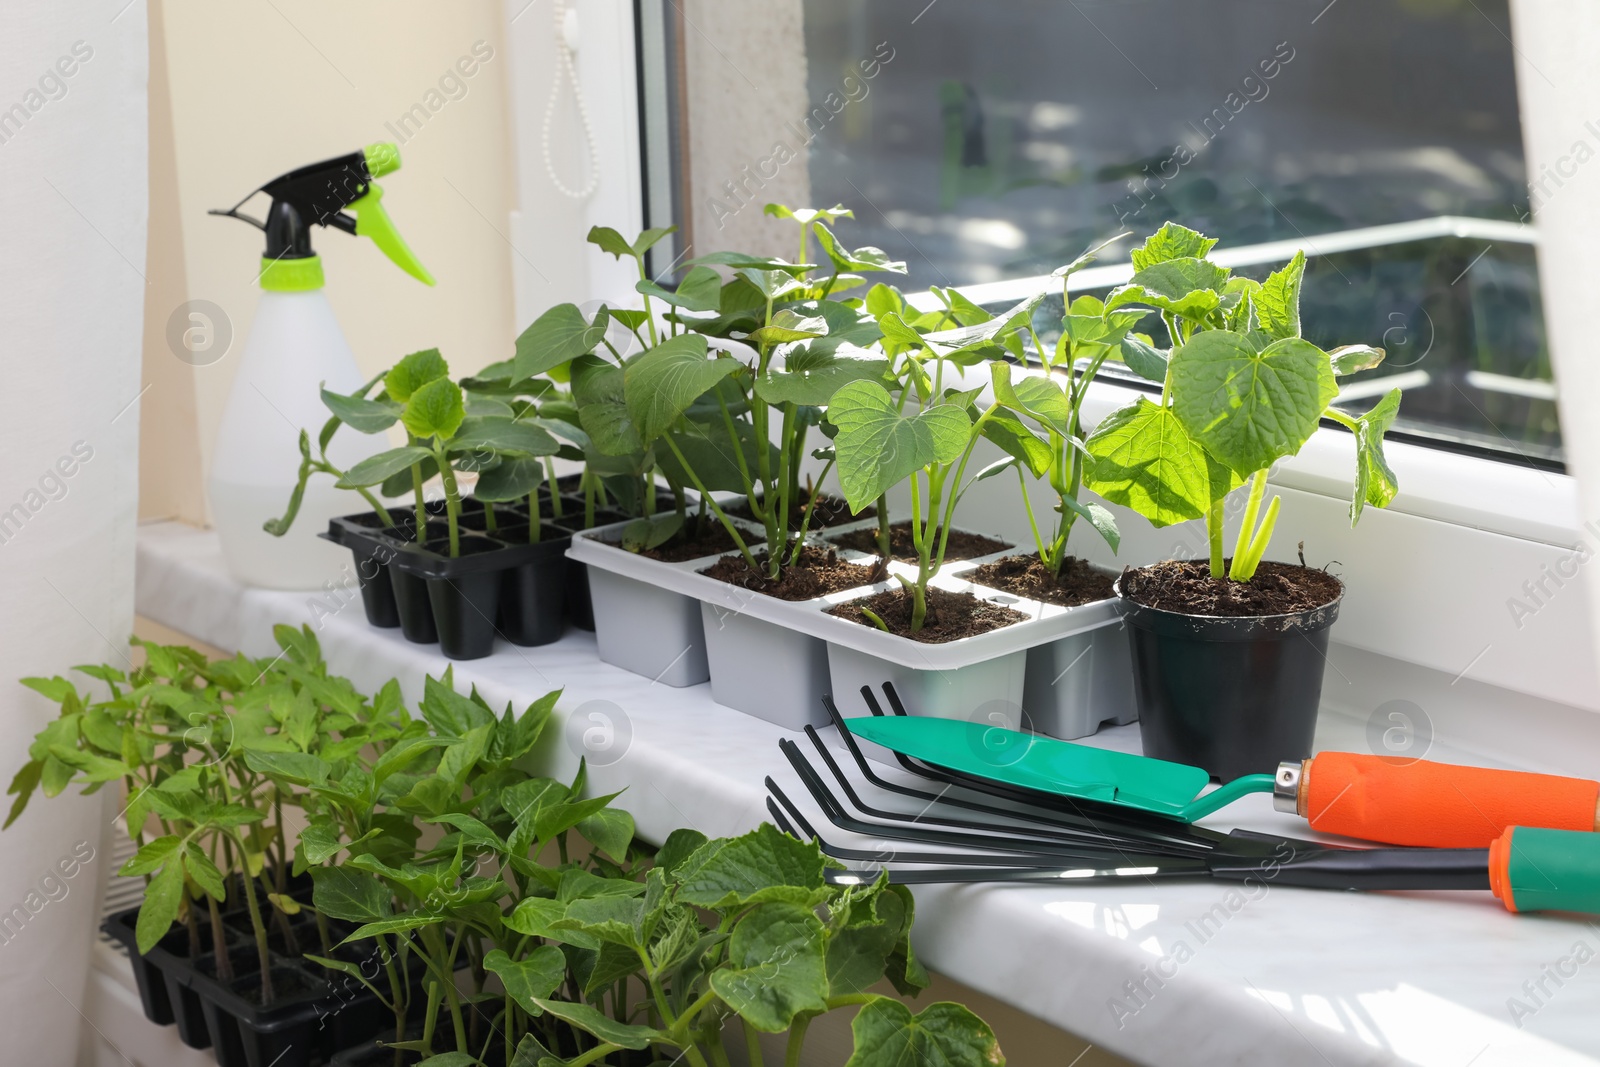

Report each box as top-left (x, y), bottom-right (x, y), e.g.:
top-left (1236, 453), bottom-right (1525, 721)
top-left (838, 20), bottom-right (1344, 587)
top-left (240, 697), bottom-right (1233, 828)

top-left (131, 522), bottom-right (1600, 1067)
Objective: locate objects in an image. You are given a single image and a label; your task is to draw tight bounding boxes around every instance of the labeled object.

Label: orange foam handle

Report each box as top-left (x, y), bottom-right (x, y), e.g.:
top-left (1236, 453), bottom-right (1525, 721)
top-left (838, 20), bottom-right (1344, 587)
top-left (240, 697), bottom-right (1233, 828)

top-left (1302, 752), bottom-right (1600, 848)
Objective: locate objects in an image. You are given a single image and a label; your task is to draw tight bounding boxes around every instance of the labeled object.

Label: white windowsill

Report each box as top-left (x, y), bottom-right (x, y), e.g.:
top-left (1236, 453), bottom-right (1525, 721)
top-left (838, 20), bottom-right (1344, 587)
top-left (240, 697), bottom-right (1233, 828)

top-left (124, 522), bottom-right (1600, 1067)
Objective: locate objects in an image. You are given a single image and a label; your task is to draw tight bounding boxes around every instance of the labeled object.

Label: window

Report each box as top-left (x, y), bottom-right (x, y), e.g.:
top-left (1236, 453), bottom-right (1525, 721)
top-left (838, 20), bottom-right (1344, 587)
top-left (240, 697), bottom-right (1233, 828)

top-left (790, 0), bottom-right (1559, 467)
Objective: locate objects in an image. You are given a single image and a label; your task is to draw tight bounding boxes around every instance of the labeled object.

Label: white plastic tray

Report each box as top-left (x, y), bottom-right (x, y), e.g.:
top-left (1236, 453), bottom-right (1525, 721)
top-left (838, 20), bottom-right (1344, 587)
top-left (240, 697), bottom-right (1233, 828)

top-left (567, 517), bottom-right (1124, 672)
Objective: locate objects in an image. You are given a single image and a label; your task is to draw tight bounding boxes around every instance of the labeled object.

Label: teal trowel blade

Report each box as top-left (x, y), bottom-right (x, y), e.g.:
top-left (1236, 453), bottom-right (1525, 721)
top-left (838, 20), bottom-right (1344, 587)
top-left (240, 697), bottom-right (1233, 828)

top-left (842, 716), bottom-right (1274, 822)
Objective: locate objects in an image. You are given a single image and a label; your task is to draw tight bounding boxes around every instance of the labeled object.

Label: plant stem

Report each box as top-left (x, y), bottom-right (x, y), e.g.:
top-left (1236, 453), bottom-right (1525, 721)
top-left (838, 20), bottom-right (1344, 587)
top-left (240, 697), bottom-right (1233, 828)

top-left (529, 490), bottom-right (542, 543)
top-left (410, 462), bottom-right (427, 544)
top-left (207, 893), bottom-right (232, 982)
top-left (784, 1013), bottom-right (813, 1067)
top-left (875, 496), bottom-right (891, 557)
top-left (434, 446), bottom-right (462, 558)
top-left (234, 841), bottom-right (275, 1005)
top-left (1016, 466), bottom-right (1048, 567)
top-left (1206, 497), bottom-right (1226, 578)
top-left (544, 457), bottom-right (564, 517)
top-left (1232, 469), bottom-right (1268, 567)
top-left (662, 436), bottom-right (759, 568)
top-left (744, 1018), bottom-right (765, 1067)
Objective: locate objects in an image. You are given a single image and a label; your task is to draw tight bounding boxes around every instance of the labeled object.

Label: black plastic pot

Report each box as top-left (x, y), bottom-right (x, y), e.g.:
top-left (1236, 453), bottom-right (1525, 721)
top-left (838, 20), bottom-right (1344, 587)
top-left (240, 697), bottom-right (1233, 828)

top-left (1117, 577), bottom-right (1343, 782)
top-left (192, 959), bottom-right (330, 1067)
top-left (101, 908), bottom-right (175, 1027)
top-left (322, 514), bottom-right (401, 629)
top-left (389, 534), bottom-right (506, 660)
top-left (494, 523), bottom-right (572, 646)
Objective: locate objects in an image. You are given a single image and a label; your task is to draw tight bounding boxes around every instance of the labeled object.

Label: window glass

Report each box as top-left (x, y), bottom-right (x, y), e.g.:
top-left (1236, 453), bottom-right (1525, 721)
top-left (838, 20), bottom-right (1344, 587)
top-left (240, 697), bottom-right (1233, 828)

top-left (797, 0), bottom-right (1559, 466)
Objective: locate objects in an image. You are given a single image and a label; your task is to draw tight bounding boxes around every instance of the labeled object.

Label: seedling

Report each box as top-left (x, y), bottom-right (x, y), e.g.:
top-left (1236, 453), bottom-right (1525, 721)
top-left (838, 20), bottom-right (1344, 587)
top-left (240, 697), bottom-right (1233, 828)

top-left (1083, 223), bottom-right (1400, 580)
top-left (983, 234), bottom-right (1133, 575)
top-left (828, 295), bottom-right (1043, 632)
top-left (327, 349), bottom-right (560, 556)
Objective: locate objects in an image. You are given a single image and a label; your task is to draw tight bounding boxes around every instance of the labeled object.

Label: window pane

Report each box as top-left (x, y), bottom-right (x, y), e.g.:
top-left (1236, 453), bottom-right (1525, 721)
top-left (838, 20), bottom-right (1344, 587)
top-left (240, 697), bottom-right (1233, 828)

top-left (797, 0), bottom-right (1559, 466)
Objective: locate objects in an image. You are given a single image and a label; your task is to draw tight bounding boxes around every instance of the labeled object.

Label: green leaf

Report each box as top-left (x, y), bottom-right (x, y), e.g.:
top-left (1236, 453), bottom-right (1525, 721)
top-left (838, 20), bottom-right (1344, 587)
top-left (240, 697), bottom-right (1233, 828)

top-left (385, 349), bottom-right (450, 403)
top-left (623, 334), bottom-right (735, 443)
top-left (709, 902), bottom-right (829, 1032)
top-left (1171, 331), bottom-right (1336, 476)
top-left (484, 946), bottom-right (565, 1011)
top-left (989, 362), bottom-right (1071, 436)
top-left (342, 914), bottom-right (448, 943)
top-left (448, 416), bottom-right (560, 457)
top-left (136, 860), bottom-right (184, 953)
top-left (1330, 344), bottom-right (1386, 376)
top-left (636, 264), bottom-right (722, 312)
top-left (244, 750), bottom-right (331, 784)
top-left (528, 998), bottom-right (662, 1050)
top-left (687, 250), bottom-right (813, 276)
top-left (321, 387), bottom-right (401, 434)
top-left (579, 809), bottom-right (633, 857)
top-left (337, 446), bottom-right (433, 489)
top-left (571, 356), bottom-right (642, 457)
top-left (120, 835), bottom-right (181, 877)
top-left (1252, 250), bottom-right (1305, 341)
top-left (673, 824), bottom-right (828, 910)
top-left (421, 673), bottom-right (496, 736)
top-left (474, 456), bottom-right (546, 502)
top-left (757, 344), bottom-right (889, 407)
top-left (747, 308), bottom-right (828, 347)
top-left (505, 897), bottom-right (567, 940)
top-left (843, 998), bottom-right (1004, 1067)
top-left (1350, 388), bottom-right (1402, 525)
top-left (1083, 398), bottom-right (1213, 528)
top-left (587, 226), bottom-right (636, 258)
top-left (1128, 258), bottom-right (1232, 319)
top-left (813, 223), bottom-right (907, 274)
top-left (654, 828), bottom-right (707, 875)
top-left (402, 378), bottom-right (466, 442)
top-left (827, 381), bottom-right (972, 514)
top-left (311, 865), bottom-right (393, 922)
top-left (514, 304), bottom-right (610, 380)
top-left (1059, 495), bottom-right (1121, 553)
top-left (1130, 222), bottom-right (1217, 271)
top-left (184, 843), bottom-right (227, 901)
top-left (46, 744), bottom-right (127, 783)
top-left (1118, 333), bottom-right (1170, 383)
top-left (980, 410), bottom-right (1052, 479)
top-left (417, 1054), bottom-right (480, 1067)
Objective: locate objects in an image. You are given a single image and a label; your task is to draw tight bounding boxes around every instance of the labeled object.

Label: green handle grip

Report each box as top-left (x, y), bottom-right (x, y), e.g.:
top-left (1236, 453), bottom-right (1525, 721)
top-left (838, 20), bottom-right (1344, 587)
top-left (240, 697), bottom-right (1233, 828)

top-left (1491, 826), bottom-right (1600, 914)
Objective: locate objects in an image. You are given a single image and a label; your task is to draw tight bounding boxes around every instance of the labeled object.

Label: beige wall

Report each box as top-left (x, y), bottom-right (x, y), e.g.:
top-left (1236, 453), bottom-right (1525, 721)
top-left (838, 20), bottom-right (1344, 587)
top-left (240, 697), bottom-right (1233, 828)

top-left (138, 0), bottom-right (526, 524)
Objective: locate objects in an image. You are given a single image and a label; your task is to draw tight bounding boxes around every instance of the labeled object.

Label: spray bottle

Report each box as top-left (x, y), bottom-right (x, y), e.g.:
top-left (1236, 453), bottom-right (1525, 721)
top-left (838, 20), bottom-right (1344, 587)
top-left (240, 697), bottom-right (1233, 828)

top-left (210, 142), bottom-right (432, 589)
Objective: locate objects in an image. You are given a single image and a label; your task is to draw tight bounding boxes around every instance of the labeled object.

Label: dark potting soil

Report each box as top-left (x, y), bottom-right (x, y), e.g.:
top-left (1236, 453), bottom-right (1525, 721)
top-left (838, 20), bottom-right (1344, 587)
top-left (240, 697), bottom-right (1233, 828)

top-left (726, 490), bottom-right (874, 530)
top-left (825, 586), bottom-right (1026, 643)
top-left (829, 521), bottom-right (1011, 563)
top-left (1119, 559), bottom-right (1344, 617)
top-left (970, 554), bottom-right (1115, 608)
top-left (699, 545), bottom-right (880, 602)
top-left (604, 520), bottom-right (743, 563)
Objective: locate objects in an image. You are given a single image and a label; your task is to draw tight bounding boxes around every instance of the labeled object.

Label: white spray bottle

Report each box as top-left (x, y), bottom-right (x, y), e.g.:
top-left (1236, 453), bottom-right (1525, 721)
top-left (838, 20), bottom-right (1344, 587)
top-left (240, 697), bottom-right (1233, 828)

top-left (208, 143), bottom-right (433, 589)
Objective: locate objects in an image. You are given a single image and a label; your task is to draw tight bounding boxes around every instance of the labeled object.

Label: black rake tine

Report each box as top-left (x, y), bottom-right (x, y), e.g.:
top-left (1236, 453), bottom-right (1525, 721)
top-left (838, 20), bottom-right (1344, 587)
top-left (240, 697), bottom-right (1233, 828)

top-left (826, 864), bottom-right (1208, 887)
top-left (766, 797), bottom-right (800, 839)
top-left (800, 723), bottom-right (1196, 858)
top-left (778, 739), bottom-right (1168, 863)
top-left (766, 775), bottom-right (1164, 870)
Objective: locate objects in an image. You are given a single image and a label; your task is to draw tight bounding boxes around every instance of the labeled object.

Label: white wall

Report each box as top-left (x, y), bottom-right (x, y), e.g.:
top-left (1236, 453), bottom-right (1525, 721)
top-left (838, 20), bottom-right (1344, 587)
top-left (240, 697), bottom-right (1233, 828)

top-left (0, 3), bottom-right (148, 1063)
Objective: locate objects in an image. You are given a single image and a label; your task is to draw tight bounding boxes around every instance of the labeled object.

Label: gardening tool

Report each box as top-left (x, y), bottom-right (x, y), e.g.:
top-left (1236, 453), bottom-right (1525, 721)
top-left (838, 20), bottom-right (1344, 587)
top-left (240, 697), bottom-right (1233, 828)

top-left (840, 704), bottom-right (1600, 848)
top-left (765, 685), bottom-right (1600, 918)
top-left (209, 143), bottom-right (434, 590)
